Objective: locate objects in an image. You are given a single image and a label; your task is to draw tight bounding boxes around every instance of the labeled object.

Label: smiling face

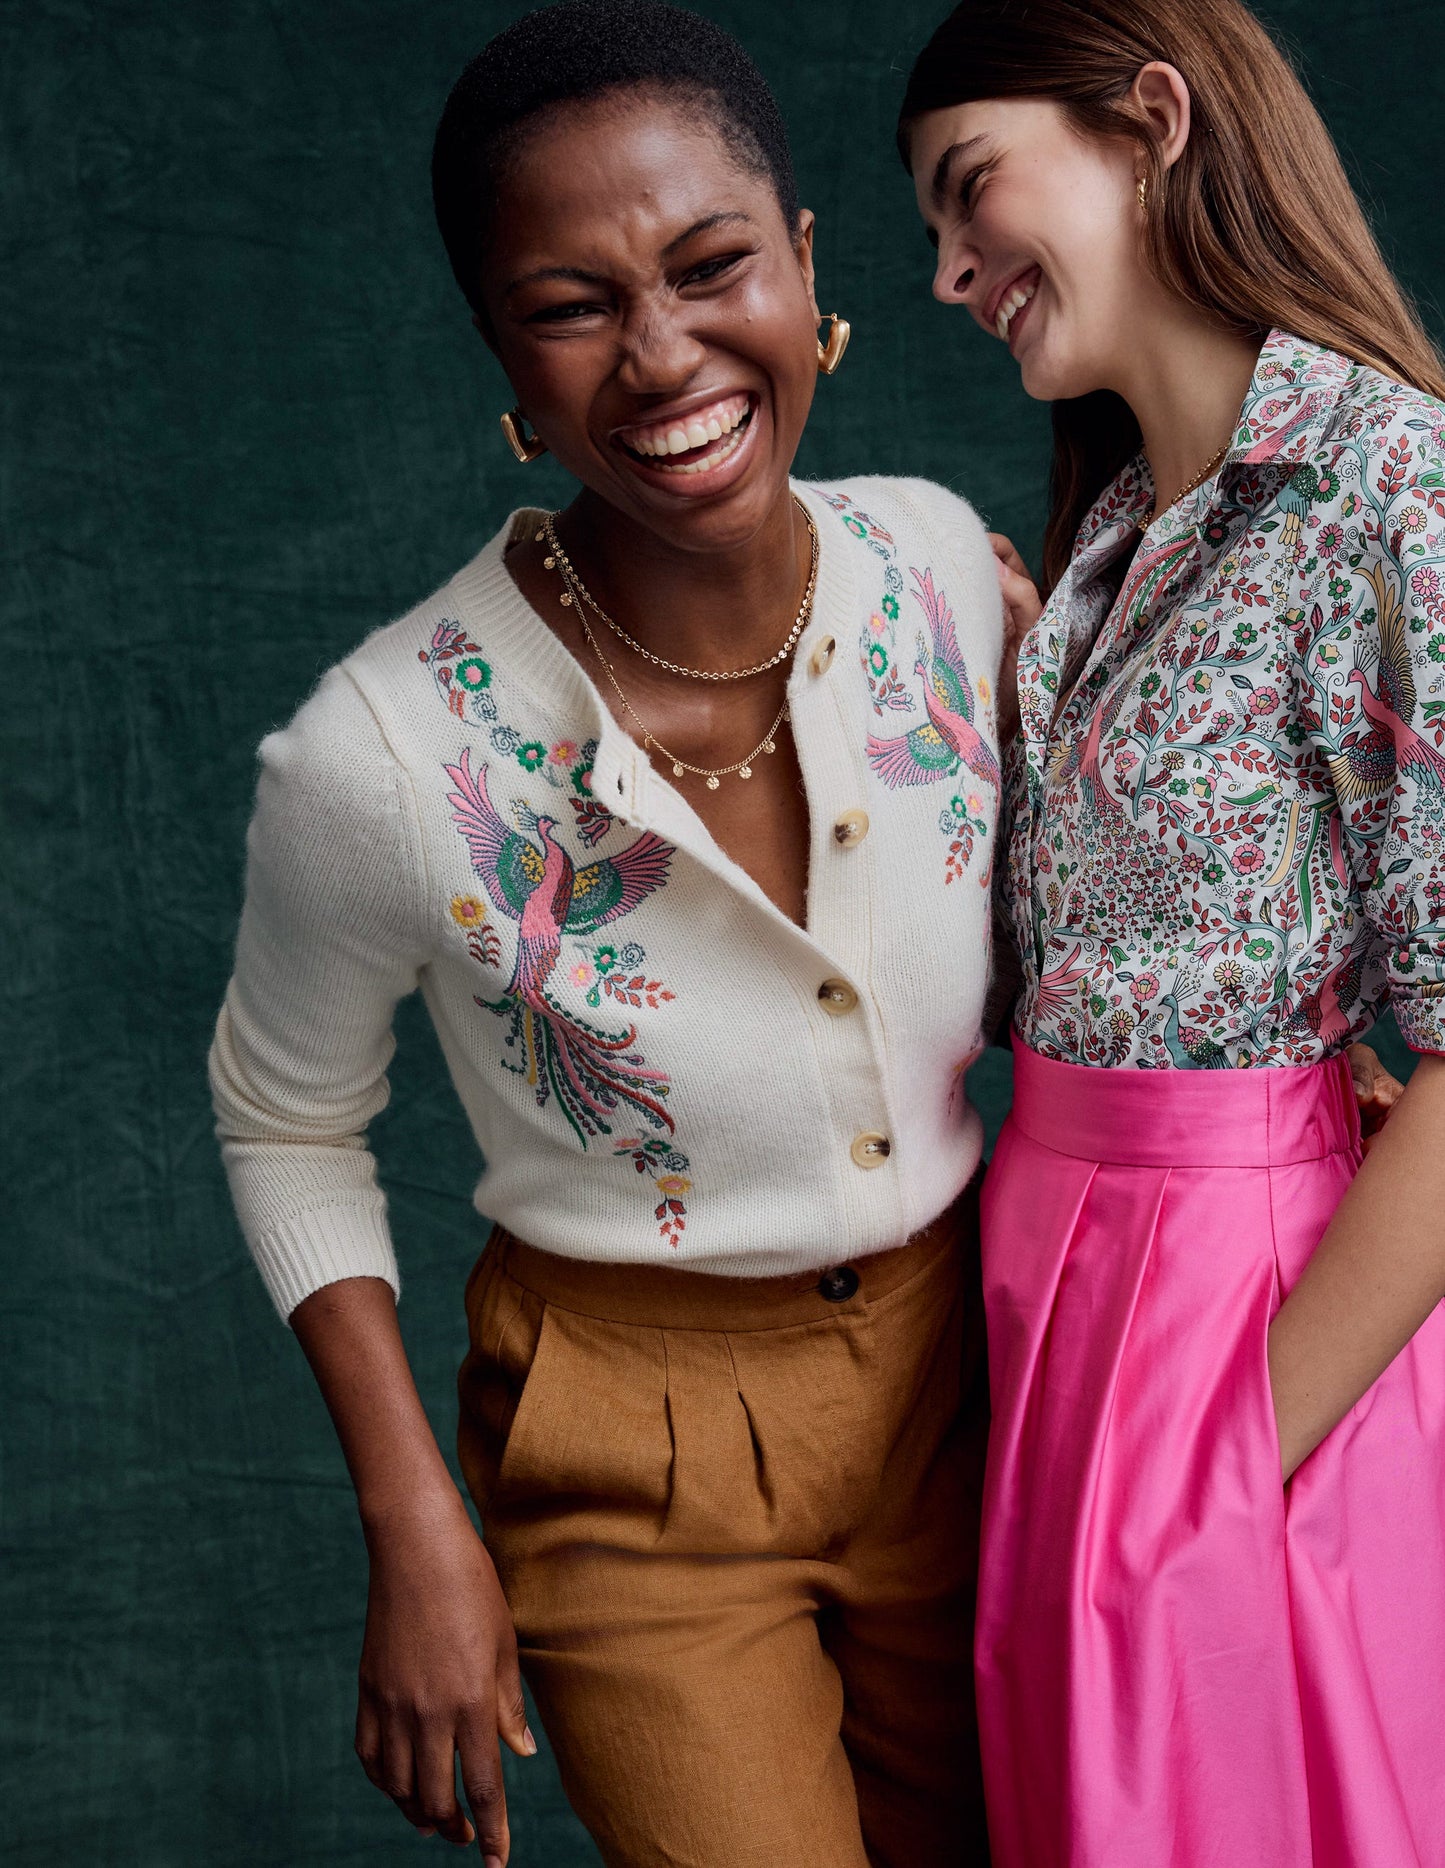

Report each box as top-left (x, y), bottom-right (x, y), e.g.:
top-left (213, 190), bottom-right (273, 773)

top-left (907, 97), bottom-right (1153, 402)
top-left (478, 88), bottom-right (821, 554)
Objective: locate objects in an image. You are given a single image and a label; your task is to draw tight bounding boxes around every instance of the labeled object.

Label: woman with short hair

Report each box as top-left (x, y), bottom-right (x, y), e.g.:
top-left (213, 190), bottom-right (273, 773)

top-left (211, 4), bottom-right (1002, 1862)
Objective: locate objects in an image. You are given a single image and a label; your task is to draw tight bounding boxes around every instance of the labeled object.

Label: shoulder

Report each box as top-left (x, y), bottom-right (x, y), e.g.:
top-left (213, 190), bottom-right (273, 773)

top-left (1319, 358), bottom-right (1445, 478)
top-left (804, 475), bottom-right (998, 615)
top-left (805, 473), bottom-right (991, 556)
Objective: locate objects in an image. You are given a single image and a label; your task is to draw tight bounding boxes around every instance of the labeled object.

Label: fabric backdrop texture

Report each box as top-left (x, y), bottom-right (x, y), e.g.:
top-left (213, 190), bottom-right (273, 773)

top-left (2, 1), bottom-right (1436, 1862)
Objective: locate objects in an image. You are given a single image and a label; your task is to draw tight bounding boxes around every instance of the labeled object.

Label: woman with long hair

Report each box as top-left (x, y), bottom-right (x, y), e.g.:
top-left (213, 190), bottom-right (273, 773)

top-left (899, 3), bottom-right (1445, 1862)
top-left (210, 3), bottom-right (1003, 1862)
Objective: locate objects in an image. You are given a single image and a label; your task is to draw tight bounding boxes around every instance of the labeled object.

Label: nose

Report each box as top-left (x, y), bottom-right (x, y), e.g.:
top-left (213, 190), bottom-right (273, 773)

top-left (615, 304), bottom-right (708, 396)
top-left (932, 231), bottom-right (980, 307)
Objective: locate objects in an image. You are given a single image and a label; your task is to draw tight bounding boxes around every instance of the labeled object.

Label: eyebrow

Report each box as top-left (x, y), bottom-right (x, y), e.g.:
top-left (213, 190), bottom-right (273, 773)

top-left (503, 211), bottom-right (756, 297)
top-left (931, 135), bottom-right (990, 208)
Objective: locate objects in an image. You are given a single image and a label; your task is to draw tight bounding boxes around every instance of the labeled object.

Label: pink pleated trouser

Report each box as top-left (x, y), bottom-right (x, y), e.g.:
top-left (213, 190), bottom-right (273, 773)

top-left (977, 1037), bottom-right (1445, 1867)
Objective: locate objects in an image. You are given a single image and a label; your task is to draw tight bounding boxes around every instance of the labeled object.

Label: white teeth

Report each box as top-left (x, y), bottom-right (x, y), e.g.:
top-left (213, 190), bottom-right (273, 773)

top-left (996, 281), bottom-right (1037, 342)
top-left (620, 395), bottom-right (750, 457)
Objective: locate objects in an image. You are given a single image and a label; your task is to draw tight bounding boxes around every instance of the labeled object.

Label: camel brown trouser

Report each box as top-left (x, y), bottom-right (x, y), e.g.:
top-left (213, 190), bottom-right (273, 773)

top-left (456, 1196), bottom-right (990, 1868)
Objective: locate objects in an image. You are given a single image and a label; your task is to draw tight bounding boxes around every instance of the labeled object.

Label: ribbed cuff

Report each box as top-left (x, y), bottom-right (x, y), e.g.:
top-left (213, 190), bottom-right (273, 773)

top-left (249, 1200), bottom-right (401, 1324)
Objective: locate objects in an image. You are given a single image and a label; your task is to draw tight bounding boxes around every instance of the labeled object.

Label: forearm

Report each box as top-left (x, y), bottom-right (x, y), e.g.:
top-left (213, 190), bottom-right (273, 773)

top-left (1268, 1052), bottom-right (1445, 1478)
top-left (291, 1275), bottom-right (462, 1532)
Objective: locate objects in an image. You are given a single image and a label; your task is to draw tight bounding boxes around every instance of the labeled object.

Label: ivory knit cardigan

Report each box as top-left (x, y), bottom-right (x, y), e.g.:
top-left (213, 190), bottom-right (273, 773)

top-left (209, 477), bottom-right (1004, 1320)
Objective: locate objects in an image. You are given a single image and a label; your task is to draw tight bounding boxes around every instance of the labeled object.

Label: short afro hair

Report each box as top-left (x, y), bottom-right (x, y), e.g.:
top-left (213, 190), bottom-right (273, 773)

top-left (432, 0), bottom-right (800, 317)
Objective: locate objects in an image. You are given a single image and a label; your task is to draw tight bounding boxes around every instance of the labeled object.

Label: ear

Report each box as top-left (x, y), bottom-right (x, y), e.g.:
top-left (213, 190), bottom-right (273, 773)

top-left (471, 309), bottom-right (500, 357)
top-left (792, 208), bottom-right (820, 322)
top-left (1132, 61), bottom-right (1192, 172)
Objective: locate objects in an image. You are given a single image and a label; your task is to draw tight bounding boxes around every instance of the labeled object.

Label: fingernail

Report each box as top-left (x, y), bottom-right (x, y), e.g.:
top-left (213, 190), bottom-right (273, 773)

top-left (522, 1725), bottom-right (538, 1756)
top-left (485, 1856), bottom-right (505, 1868)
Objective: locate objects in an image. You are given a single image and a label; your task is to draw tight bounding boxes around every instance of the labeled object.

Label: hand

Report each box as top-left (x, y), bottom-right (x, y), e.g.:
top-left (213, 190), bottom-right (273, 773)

top-left (355, 1491), bottom-right (534, 1862)
top-left (988, 533), bottom-right (1043, 743)
top-left (1347, 1041), bottom-right (1405, 1154)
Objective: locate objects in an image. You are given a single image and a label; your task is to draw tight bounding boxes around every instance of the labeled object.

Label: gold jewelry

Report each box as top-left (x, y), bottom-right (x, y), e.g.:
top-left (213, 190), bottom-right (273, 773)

top-left (1145, 438), bottom-right (1231, 529)
top-left (500, 407), bottom-right (546, 464)
top-left (816, 312), bottom-right (851, 376)
top-left (577, 610), bottom-right (792, 789)
top-left (539, 499), bottom-right (819, 682)
top-left (1136, 173), bottom-right (1149, 212)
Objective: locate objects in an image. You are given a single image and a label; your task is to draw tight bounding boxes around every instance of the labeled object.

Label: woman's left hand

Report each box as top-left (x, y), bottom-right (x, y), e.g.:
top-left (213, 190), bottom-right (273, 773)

top-left (1347, 1041), bottom-right (1405, 1152)
top-left (988, 533), bottom-right (1041, 744)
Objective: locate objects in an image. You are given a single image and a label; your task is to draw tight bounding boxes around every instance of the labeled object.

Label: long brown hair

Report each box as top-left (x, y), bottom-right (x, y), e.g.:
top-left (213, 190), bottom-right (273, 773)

top-left (899, 0), bottom-right (1445, 591)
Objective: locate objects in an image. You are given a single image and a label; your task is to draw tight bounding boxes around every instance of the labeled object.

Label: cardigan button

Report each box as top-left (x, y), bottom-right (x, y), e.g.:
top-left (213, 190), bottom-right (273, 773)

top-left (809, 635), bottom-right (837, 676)
top-left (833, 810), bottom-right (870, 848)
top-left (817, 1265), bottom-right (860, 1302)
top-left (818, 978), bottom-right (858, 1016)
top-left (850, 1132), bottom-right (892, 1169)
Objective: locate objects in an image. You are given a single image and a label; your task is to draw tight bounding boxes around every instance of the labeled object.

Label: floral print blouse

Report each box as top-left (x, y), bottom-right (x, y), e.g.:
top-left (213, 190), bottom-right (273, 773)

top-left (1007, 329), bottom-right (1445, 1067)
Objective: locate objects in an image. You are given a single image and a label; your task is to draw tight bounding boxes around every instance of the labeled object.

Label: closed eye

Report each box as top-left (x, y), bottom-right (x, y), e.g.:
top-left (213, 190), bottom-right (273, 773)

top-left (681, 250), bottom-right (751, 288)
top-left (526, 300), bottom-right (607, 324)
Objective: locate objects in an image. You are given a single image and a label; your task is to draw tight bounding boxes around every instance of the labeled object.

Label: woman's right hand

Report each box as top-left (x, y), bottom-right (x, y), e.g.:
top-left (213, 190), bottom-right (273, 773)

top-left (356, 1491), bottom-right (535, 1863)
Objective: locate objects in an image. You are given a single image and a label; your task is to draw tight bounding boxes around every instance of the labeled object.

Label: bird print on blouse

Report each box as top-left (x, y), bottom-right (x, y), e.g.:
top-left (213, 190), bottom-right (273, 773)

top-left (1006, 330), bottom-right (1445, 1067)
top-left (865, 566), bottom-right (1001, 884)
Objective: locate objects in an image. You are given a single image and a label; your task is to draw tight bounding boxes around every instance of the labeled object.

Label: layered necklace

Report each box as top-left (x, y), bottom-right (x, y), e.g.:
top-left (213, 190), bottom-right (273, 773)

top-left (537, 498), bottom-right (820, 790)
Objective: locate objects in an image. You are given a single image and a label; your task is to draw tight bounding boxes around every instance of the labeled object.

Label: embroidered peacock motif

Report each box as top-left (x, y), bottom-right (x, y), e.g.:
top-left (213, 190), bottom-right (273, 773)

top-left (867, 568), bottom-right (1001, 797)
top-left (444, 748), bottom-right (678, 1146)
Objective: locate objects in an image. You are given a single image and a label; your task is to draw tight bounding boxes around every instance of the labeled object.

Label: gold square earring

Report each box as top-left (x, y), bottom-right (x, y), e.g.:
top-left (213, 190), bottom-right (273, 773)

top-left (500, 407), bottom-right (546, 463)
top-left (816, 313), bottom-right (851, 376)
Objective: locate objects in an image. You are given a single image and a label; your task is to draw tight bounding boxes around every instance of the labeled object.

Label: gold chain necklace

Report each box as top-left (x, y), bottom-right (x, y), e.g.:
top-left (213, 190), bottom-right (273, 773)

top-left (539, 497), bottom-right (819, 682)
top-left (1145, 437), bottom-right (1231, 530)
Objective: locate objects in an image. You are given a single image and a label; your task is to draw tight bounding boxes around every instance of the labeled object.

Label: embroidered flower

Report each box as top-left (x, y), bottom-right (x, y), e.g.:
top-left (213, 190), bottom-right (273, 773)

top-left (1412, 565), bottom-right (1443, 612)
top-left (1113, 747), bottom-right (1140, 775)
top-left (450, 895), bottom-right (488, 929)
top-left (966, 791), bottom-right (984, 816)
top-left (1429, 635), bottom-right (1445, 663)
top-left (868, 642), bottom-right (890, 677)
top-left (517, 741), bottom-right (547, 771)
top-left (1314, 468), bottom-right (1340, 499)
top-left (978, 675), bottom-right (992, 706)
top-left (571, 762), bottom-right (595, 796)
top-left (655, 1174), bottom-right (692, 1196)
top-left (1110, 1008), bottom-right (1135, 1037)
top-left (455, 656), bottom-right (491, 692)
top-left (549, 738), bottom-right (579, 766)
top-left (1131, 973), bottom-right (1160, 1004)
top-left (882, 593), bottom-right (900, 620)
top-left (594, 945), bottom-right (618, 974)
top-left (1401, 507), bottom-right (1428, 534)
top-left (1317, 523), bottom-right (1344, 553)
top-left (1249, 686), bottom-right (1280, 714)
top-left (1245, 938), bottom-right (1274, 962)
top-left (568, 960), bottom-right (595, 989)
top-left (1233, 621), bottom-right (1258, 645)
top-left (844, 517), bottom-right (867, 538)
top-left (1232, 842), bottom-right (1266, 875)
top-left (868, 612), bottom-right (888, 636)
top-left (1160, 749), bottom-right (1185, 771)
top-left (1214, 959), bottom-right (1245, 991)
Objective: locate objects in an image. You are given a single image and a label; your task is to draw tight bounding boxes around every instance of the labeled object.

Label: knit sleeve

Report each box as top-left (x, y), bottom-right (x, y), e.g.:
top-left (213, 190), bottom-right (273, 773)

top-left (208, 665), bottom-right (431, 1321)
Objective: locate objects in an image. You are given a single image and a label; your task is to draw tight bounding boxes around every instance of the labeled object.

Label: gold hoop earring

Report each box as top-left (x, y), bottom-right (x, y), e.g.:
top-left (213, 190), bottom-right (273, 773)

top-left (500, 407), bottom-right (546, 464)
top-left (1136, 173), bottom-right (1149, 212)
top-left (816, 312), bottom-right (851, 376)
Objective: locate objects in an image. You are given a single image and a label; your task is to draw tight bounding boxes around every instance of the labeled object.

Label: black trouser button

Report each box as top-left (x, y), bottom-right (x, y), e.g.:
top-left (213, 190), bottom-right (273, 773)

top-left (817, 1265), bottom-right (860, 1302)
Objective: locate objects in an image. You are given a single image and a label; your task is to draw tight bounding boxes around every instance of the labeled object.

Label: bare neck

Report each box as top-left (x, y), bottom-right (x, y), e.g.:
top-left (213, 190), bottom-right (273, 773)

top-left (556, 486), bottom-right (811, 674)
top-left (1110, 299), bottom-right (1263, 514)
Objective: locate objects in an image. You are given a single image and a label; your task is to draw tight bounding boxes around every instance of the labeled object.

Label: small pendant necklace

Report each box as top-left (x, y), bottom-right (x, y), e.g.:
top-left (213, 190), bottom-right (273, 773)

top-left (536, 507), bottom-right (817, 789)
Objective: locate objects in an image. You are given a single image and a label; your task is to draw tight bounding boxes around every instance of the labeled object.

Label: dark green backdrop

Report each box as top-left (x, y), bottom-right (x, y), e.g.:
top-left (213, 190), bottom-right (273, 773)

top-left (3, 2), bottom-right (1436, 1861)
